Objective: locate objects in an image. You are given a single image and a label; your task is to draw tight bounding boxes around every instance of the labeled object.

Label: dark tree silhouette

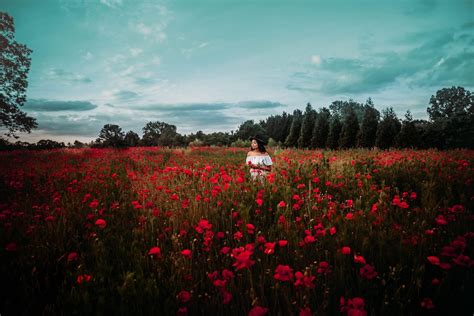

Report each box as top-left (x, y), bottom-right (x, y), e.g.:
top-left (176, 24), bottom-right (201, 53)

top-left (395, 111), bottom-right (420, 148)
top-left (97, 124), bottom-right (125, 147)
top-left (357, 98), bottom-right (379, 148)
top-left (327, 115), bottom-right (342, 149)
top-left (339, 106), bottom-right (359, 148)
top-left (285, 109), bottom-right (302, 147)
top-left (310, 107), bottom-right (330, 148)
top-left (298, 103), bottom-right (317, 148)
top-left (375, 108), bottom-right (401, 149)
top-left (427, 86), bottom-right (474, 148)
top-left (0, 12), bottom-right (37, 138)
top-left (234, 120), bottom-right (267, 143)
top-left (124, 130), bottom-right (140, 147)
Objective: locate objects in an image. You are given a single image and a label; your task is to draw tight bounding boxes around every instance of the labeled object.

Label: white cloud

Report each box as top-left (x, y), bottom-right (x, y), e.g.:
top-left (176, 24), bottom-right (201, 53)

top-left (130, 48), bottom-right (143, 57)
top-left (83, 51), bottom-right (93, 60)
top-left (311, 55), bottom-right (321, 65)
top-left (434, 57), bottom-right (445, 67)
top-left (99, 0), bottom-right (122, 8)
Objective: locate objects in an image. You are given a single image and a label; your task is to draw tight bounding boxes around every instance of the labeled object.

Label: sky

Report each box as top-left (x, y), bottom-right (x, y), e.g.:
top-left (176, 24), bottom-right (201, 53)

top-left (2, 0), bottom-right (473, 143)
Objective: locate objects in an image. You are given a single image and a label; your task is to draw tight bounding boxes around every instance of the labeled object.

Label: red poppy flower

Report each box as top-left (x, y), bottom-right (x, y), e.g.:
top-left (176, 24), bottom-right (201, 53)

top-left (148, 246), bottom-right (162, 258)
top-left (67, 252), bottom-right (78, 262)
top-left (181, 249), bottom-right (192, 259)
top-left (427, 256), bottom-right (440, 265)
top-left (248, 306), bottom-right (269, 316)
top-left (274, 264), bottom-right (294, 281)
top-left (177, 290), bottom-right (190, 303)
top-left (95, 219), bottom-right (106, 229)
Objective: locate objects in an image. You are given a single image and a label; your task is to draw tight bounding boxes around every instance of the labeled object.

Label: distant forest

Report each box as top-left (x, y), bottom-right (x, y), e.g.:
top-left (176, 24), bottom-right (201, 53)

top-left (2, 86), bottom-right (473, 151)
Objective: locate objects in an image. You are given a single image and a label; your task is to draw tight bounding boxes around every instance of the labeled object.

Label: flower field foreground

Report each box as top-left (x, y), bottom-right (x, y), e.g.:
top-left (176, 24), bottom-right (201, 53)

top-left (0, 147), bottom-right (473, 315)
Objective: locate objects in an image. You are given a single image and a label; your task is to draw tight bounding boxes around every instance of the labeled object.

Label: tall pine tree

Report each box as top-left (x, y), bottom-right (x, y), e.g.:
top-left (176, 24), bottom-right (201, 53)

top-left (395, 110), bottom-right (420, 148)
top-left (357, 98), bottom-right (380, 148)
top-left (297, 103), bottom-right (317, 148)
top-left (285, 109), bottom-right (303, 148)
top-left (339, 106), bottom-right (359, 148)
top-left (311, 107), bottom-right (330, 148)
top-left (375, 107), bottom-right (401, 149)
top-left (327, 115), bottom-right (342, 149)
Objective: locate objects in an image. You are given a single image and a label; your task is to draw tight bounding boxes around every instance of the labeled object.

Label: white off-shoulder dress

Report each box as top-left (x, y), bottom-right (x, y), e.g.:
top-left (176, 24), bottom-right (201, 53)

top-left (246, 154), bottom-right (273, 180)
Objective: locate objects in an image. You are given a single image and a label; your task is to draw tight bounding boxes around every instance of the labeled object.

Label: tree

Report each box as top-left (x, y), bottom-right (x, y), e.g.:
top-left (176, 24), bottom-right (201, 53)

top-left (357, 98), bottom-right (379, 148)
top-left (339, 106), bottom-right (359, 148)
top-left (310, 107), bottom-right (330, 148)
top-left (97, 124), bottom-right (125, 147)
top-left (395, 111), bottom-right (420, 148)
top-left (427, 86), bottom-right (473, 121)
top-left (233, 120), bottom-right (267, 143)
top-left (285, 109), bottom-right (302, 147)
top-left (298, 103), bottom-right (317, 148)
top-left (427, 86), bottom-right (474, 148)
top-left (327, 115), bottom-right (342, 149)
top-left (124, 130), bottom-right (140, 147)
top-left (375, 107), bottom-right (401, 149)
top-left (142, 121), bottom-right (178, 146)
top-left (0, 13), bottom-right (37, 138)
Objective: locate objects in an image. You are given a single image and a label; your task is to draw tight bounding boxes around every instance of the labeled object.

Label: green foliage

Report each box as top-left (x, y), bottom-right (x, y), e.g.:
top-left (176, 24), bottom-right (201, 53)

top-left (124, 130), bottom-right (140, 147)
top-left (310, 107), bottom-right (330, 149)
top-left (357, 99), bottom-right (380, 148)
top-left (0, 12), bottom-right (37, 138)
top-left (234, 120), bottom-right (267, 143)
top-left (375, 108), bottom-right (401, 149)
top-left (395, 111), bottom-right (420, 148)
top-left (285, 109), bottom-right (303, 148)
top-left (297, 103), bottom-right (317, 148)
top-left (339, 106), bottom-right (359, 148)
top-left (96, 124), bottom-right (126, 148)
top-left (327, 115), bottom-right (342, 149)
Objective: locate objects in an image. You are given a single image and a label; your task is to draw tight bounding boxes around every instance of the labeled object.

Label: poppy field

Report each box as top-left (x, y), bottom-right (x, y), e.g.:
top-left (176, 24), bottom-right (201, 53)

top-left (0, 147), bottom-right (473, 315)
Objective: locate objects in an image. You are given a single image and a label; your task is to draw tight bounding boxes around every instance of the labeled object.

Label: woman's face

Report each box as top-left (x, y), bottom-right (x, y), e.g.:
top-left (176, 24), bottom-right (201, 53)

top-left (251, 139), bottom-right (258, 150)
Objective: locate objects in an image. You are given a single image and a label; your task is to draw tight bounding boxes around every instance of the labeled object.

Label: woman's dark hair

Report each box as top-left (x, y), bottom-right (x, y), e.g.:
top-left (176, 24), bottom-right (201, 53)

top-left (250, 138), bottom-right (266, 153)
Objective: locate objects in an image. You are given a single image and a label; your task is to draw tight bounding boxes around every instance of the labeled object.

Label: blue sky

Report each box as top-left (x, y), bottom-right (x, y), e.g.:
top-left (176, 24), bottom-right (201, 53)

top-left (2, 0), bottom-right (473, 142)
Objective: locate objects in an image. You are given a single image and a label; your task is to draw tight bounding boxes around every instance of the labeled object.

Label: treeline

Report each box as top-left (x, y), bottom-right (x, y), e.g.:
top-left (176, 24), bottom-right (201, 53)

top-left (1, 86), bottom-right (472, 150)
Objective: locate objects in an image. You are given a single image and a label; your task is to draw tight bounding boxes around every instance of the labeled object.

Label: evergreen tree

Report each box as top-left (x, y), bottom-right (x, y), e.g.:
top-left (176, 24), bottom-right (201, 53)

top-left (297, 103), bottom-right (317, 148)
top-left (357, 98), bottom-right (379, 148)
top-left (310, 107), bottom-right (330, 148)
top-left (375, 107), bottom-right (401, 149)
top-left (285, 109), bottom-right (303, 148)
top-left (327, 115), bottom-right (342, 149)
top-left (339, 106), bottom-right (359, 148)
top-left (395, 111), bottom-right (420, 148)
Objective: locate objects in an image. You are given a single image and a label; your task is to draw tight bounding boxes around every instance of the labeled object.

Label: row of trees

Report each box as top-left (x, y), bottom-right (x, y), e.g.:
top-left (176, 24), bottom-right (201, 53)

top-left (1, 86), bottom-right (472, 151)
top-left (89, 86), bottom-right (472, 150)
top-left (254, 86), bottom-right (472, 150)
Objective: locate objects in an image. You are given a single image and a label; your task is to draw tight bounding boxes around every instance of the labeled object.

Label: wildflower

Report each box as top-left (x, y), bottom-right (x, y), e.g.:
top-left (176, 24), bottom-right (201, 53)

top-left (95, 219), bottom-right (106, 229)
top-left (427, 256), bottom-right (440, 265)
top-left (148, 246), bottom-right (162, 258)
top-left (359, 264), bottom-right (378, 280)
top-left (67, 252), bottom-right (78, 262)
top-left (177, 290), bottom-right (190, 303)
top-left (181, 249), bottom-right (192, 259)
top-left (341, 246), bottom-right (351, 255)
top-left (248, 306), bottom-right (269, 316)
top-left (274, 265), bottom-right (293, 281)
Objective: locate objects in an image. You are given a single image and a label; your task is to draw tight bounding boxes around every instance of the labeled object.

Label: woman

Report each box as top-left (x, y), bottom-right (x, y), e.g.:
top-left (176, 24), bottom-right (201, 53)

top-left (246, 135), bottom-right (273, 181)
